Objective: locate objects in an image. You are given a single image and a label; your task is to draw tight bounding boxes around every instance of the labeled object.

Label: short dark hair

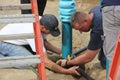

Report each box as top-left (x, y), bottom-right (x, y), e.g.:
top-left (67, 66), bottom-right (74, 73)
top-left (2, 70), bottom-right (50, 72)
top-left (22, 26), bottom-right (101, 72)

top-left (71, 12), bottom-right (87, 27)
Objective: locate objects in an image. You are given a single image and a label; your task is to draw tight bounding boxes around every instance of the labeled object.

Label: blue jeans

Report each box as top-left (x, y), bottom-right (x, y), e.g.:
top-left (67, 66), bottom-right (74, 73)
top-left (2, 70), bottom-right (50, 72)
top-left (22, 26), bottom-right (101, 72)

top-left (0, 42), bottom-right (32, 56)
top-left (0, 42), bottom-right (33, 68)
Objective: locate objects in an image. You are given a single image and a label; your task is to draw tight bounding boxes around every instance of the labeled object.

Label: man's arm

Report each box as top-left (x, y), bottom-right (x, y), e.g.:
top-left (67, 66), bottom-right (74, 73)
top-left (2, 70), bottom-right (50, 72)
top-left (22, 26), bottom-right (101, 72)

top-left (43, 52), bottom-right (80, 75)
top-left (60, 49), bottom-right (100, 67)
top-left (44, 39), bottom-right (61, 54)
top-left (68, 49), bottom-right (100, 65)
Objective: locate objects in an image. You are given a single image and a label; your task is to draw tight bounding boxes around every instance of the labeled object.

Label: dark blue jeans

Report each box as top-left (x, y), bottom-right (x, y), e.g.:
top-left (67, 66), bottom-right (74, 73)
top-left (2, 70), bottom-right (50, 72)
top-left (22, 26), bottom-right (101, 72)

top-left (98, 48), bottom-right (106, 69)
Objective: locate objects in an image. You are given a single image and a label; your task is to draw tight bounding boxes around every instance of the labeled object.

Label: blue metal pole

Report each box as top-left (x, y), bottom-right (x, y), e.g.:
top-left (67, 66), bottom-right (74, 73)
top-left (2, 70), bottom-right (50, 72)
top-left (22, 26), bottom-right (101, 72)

top-left (58, 0), bottom-right (76, 58)
top-left (62, 22), bottom-right (72, 58)
top-left (99, 0), bottom-right (102, 5)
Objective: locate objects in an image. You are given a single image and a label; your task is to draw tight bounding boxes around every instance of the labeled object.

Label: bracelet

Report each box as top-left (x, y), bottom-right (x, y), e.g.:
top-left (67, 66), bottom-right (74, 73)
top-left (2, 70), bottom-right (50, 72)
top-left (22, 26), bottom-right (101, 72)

top-left (65, 60), bottom-right (70, 68)
top-left (65, 60), bottom-right (68, 66)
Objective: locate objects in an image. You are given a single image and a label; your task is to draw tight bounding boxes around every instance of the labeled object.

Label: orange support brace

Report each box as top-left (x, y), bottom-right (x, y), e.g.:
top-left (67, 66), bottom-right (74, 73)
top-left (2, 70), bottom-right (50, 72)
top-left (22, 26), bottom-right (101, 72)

top-left (30, 0), bottom-right (46, 80)
top-left (108, 34), bottom-right (120, 80)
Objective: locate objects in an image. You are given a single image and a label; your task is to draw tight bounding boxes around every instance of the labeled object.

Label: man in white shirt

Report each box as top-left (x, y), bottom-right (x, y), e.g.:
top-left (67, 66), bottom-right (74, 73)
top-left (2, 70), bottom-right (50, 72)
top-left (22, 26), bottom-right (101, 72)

top-left (0, 14), bottom-right (79, 76)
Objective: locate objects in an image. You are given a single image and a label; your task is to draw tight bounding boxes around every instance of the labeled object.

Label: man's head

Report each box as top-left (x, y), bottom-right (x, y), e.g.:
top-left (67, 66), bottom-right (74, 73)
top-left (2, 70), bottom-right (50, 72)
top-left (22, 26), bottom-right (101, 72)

top-left (40, 14), bottom-right (60, 37)
top-left (71, 12), bottom-right (92, 33)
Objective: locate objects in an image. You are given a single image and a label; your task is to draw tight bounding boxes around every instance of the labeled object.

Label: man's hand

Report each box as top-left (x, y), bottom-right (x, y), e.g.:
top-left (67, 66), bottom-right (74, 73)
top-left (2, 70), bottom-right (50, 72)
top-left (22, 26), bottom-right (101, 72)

top-left (56, 59), bottom-right (67, 67)
top-left (66, 66), bottom-right (80, 76)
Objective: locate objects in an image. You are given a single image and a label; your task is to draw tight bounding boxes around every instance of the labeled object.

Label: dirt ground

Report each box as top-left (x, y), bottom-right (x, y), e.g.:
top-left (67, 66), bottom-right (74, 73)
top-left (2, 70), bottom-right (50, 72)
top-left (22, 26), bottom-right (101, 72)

top-left (0, 0), bottom-right (106, 80)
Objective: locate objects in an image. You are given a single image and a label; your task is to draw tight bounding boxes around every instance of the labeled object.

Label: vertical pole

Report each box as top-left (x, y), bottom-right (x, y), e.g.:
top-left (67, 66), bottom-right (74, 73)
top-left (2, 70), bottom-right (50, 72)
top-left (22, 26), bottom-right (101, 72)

top-left (62, 22), bottom-right (72, 58)
top-left (58, 0), bottom-right (76, 58)
top-left (30, 0), bottom-right (46, 80)
top-left (99, 0), bottom-right (102, 5)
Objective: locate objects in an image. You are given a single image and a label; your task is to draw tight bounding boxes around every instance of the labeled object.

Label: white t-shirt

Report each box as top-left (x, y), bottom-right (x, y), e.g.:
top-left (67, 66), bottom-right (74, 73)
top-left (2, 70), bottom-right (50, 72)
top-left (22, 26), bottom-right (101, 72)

top-left (0, 23), bottom-right (46, 52)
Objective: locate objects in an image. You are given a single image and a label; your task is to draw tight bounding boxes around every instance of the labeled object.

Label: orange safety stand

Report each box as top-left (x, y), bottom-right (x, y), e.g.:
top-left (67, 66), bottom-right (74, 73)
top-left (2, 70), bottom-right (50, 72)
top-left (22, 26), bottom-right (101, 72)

top-left (108, 34), bottom-right (120, 80)
top-left (30, 0), bottom-right (46, 80)
top-left (0, 0), bottom-right (46, 80)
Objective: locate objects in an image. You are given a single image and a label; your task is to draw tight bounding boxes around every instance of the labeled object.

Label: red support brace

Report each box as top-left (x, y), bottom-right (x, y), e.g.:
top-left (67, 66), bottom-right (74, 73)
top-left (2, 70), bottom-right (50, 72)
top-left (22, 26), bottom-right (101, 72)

top-left (108, 34), bottom-right (120, 80)
top-left (30, 0), bottom-right (46, 80)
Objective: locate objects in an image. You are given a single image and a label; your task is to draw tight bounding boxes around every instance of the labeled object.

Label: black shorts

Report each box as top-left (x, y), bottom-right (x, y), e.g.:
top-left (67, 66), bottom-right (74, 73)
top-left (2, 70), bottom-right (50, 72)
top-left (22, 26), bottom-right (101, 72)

top-left (21, 0), bottom-right (47, 16)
